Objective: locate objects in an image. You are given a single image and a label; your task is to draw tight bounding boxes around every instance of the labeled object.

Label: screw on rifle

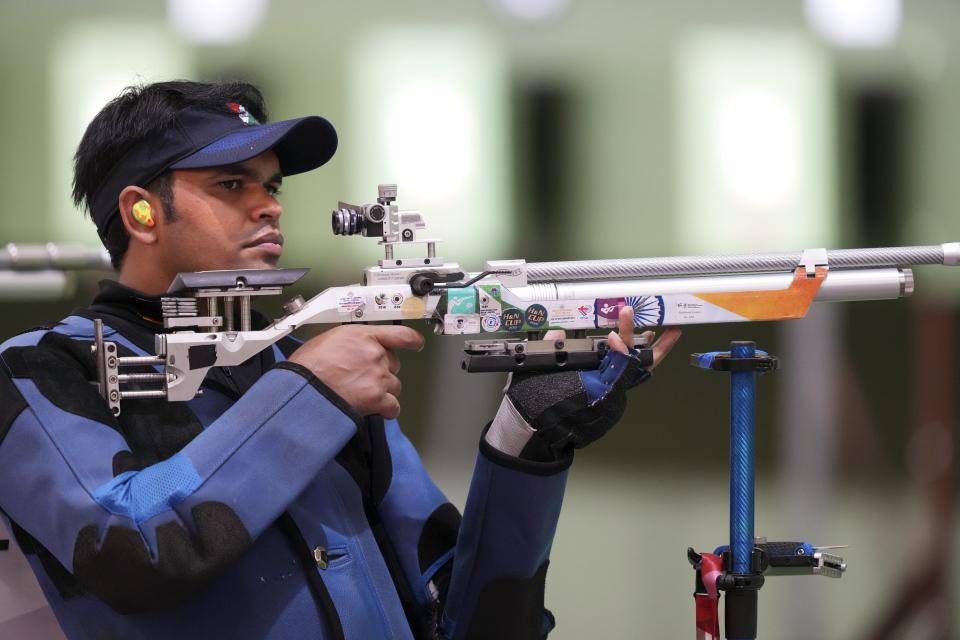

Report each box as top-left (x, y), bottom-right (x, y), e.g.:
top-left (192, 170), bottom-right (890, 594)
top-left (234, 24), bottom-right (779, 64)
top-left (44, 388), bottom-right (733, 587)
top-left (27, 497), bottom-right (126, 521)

top-left (402, 229), bottom-right (413, 240)
top-left (514, 344), bottom-right (525, 354)
top-left (554, 340), bottom-right (565, 350)
top-left (354, 309), bottom-right (363, 318)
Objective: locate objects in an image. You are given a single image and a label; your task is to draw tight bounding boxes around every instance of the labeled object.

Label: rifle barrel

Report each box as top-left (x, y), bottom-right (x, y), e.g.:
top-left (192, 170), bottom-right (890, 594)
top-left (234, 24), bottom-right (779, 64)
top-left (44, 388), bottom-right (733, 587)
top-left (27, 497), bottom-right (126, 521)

top-left (525, 243), bottom-right (959, 282)
top-left (509, 268), bottom-right (910, 304)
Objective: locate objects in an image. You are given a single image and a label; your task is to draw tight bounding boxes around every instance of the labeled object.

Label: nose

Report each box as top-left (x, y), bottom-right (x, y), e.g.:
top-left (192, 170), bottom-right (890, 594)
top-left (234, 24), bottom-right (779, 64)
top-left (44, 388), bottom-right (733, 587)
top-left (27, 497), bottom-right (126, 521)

top-left (254, 186), bottom-right (282, 223)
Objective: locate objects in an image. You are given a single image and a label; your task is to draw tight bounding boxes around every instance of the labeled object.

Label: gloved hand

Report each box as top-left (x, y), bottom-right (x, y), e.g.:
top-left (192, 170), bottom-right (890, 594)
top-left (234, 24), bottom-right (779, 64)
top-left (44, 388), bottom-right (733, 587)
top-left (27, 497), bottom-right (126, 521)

top-left (485, 307), bottom-right (682, 462)
top-left (507, 347), bottom-right (650, 460)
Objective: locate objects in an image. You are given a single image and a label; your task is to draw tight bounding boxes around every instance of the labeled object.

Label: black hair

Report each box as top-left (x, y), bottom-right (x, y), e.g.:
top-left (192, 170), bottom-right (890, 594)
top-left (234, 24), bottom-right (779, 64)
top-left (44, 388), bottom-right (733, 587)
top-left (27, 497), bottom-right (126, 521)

top-left (72, 81), bottom-right (269, 269)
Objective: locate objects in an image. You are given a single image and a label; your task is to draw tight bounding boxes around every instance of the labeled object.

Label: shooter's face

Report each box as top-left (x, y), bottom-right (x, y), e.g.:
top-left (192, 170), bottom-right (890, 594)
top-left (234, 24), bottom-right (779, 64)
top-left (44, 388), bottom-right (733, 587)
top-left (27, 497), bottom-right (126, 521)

top-left (155, 150), bottom-right (285, 275)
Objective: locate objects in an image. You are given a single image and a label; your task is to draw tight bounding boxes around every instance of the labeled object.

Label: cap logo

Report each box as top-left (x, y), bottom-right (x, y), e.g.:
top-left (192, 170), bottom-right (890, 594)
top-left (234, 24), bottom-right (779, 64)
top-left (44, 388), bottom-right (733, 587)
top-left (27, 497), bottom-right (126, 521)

top-left (226, 102), bottom-right (259, 126)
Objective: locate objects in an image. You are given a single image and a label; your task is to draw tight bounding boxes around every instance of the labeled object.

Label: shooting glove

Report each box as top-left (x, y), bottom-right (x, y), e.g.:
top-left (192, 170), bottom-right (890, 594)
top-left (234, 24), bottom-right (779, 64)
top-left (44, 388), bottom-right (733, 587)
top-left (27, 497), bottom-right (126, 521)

top-left (486, 348), bottom-right (651, 462)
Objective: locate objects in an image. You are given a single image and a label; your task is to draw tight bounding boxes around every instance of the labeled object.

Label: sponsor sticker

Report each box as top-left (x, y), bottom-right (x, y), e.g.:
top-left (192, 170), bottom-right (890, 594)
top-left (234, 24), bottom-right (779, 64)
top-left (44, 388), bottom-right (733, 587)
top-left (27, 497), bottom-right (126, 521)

top-left (545, 302), bottom-right (591, 328)
top-left (596, 298), bottom-right (626, 321)
top-left (595, 296), bottom-right (666, 327)
top-left (444, 314), bottom-right (481, 334)
top-left (525, 304), bottom-right (547, 329)
top-left (446, 288), bottom-right (477, 315)
top-left (675, 299), bottom-right (704, 322)
top-left (338, 294), bottom-right (364, 313)
top-left (482, 313), bottom-right (502, 332)
top-left (502, 308), bottom-right (524, 332)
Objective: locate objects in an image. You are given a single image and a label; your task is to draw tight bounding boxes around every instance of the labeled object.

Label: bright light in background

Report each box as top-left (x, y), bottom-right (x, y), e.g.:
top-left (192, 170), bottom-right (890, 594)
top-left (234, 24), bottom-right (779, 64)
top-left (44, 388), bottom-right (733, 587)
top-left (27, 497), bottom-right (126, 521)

top-left (167, 0), bottom-right (268, 45)
top-left (345, 27), bottom-right (509, 267)
top-left (715, 89), bottom-right (800, 212)
top-left (487, 0), bottom-right (571, 24)
top-left (49, 21), bottom-right (192, 243)
top-left (385, 86), bottom-right (477, 201)
top-left (675, 30), bottom-right (835, 254)
top-left (805, 0), bottom-right (901, 48)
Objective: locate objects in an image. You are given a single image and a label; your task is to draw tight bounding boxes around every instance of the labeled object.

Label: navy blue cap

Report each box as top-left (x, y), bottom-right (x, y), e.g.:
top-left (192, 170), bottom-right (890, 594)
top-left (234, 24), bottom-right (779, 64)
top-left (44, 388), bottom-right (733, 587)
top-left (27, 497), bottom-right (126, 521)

top-left (89, 103), bottom-right (337, 238)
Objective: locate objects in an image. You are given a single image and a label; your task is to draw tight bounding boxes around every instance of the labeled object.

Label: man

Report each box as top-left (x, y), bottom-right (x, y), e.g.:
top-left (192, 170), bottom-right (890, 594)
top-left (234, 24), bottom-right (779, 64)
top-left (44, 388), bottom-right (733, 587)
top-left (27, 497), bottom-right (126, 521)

top-left (0, 80), bottom-right (680, 639)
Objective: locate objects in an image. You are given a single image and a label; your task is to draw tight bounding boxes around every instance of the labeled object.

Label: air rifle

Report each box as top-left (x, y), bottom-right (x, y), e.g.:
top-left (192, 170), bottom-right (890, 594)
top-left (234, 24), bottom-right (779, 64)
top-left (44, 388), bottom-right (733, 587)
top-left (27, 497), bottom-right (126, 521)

top-left (92, 183), bottom-right (960, 416)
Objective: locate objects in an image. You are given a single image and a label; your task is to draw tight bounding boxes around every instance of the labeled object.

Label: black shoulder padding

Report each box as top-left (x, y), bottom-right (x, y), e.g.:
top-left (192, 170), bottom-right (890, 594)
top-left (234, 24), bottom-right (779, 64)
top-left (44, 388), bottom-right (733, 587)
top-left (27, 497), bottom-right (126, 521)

top-left (72, 501), bottom-right (252, 614)
top-left (0, 370), bottom-right (26, 445)
top-left (5, 331), bottom-right (204, 471)
top-left (463, 561), bottom-right (551, 640)
top-left (3, 333), bottom-right (117, 428)
top-left (418, 503), bottom-right (461, 576)
top-left (112, 450), bottom-right (140, 476)
top-left (112, 392), bottom-right (205, 471)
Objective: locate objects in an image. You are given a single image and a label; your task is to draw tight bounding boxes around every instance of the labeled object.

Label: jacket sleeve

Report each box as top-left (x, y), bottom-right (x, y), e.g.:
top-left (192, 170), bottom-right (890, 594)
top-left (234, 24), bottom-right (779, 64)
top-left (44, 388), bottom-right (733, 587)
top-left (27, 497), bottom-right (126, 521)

top-left (372, 418), bottom-right (569, 640)
top-left (0, 331), bottom-right (359, 614)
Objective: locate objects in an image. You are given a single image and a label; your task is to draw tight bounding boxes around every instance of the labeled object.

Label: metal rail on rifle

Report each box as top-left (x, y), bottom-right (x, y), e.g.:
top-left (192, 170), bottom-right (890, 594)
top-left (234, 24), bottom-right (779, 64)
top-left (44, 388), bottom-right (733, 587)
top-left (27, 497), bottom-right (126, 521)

top-left (92, 183), bottom-right (960, 415)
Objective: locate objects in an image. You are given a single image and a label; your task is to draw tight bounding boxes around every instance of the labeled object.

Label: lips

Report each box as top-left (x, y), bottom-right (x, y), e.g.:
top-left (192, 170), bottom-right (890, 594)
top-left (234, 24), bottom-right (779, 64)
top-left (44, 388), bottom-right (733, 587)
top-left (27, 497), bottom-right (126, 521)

top-left (245, 232), bottom-right (284, 257)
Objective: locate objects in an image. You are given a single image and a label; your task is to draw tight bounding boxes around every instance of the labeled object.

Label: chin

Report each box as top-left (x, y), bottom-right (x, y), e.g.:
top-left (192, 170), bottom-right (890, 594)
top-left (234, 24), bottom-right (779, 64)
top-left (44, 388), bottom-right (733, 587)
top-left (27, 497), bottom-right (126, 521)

top-left (236, 246), bottom-right (282, 270)
top-left (237, 258), bottom-right (280, 271)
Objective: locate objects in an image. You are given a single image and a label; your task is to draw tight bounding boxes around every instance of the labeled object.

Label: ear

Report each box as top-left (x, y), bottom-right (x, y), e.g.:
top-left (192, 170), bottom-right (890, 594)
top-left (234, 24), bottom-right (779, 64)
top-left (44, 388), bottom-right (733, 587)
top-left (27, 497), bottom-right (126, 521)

top-left (118, 186), bottom-right (158, 245)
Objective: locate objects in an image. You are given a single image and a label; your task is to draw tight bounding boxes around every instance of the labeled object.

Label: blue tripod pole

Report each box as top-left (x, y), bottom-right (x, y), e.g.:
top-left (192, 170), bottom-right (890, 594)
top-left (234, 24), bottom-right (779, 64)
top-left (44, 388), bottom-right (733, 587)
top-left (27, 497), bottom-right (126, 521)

top-left (729, 341), bottom-right (756, 577)
top-left (691, 341), bottom-right (778, 639)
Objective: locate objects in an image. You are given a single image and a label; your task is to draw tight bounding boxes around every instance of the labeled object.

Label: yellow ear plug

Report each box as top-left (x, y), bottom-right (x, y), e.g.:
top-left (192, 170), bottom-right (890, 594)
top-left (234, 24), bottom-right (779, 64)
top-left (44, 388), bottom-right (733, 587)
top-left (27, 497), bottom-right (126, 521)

top-left (131, 199), bottom-right (155, 227)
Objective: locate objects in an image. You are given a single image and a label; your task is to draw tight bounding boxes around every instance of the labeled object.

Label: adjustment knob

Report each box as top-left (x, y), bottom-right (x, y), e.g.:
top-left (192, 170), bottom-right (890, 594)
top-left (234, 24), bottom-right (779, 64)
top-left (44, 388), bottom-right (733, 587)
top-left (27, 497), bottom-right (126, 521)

top-left (283, 295), bottom-right (306, 315)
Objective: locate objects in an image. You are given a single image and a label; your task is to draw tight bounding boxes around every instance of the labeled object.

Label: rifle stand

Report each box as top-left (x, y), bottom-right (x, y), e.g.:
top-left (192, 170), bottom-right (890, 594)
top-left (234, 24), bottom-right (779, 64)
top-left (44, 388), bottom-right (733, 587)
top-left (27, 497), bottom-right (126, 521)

top-left (686, 341), bottom-right (845, 639)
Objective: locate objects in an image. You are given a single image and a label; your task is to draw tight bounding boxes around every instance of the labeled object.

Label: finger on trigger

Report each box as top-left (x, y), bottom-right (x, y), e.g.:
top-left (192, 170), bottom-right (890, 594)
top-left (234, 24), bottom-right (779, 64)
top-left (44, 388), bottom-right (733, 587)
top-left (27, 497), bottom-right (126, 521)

top-left (607, 330), bottom-right (628, 354)
top-left (618, 306), bottom-right (635, 350)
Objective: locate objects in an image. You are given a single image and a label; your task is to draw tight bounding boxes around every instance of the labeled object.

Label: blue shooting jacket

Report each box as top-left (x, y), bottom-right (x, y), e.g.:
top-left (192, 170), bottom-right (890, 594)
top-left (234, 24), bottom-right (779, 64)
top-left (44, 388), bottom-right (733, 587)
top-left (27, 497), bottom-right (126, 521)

top-left (0, 281), bottom-right (569, 640)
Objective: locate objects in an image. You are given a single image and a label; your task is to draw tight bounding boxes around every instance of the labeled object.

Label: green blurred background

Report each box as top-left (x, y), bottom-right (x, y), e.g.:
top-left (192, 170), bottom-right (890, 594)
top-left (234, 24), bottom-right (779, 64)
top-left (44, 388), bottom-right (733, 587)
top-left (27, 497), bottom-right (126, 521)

top-left (0, 1), bottom-right (958, 638)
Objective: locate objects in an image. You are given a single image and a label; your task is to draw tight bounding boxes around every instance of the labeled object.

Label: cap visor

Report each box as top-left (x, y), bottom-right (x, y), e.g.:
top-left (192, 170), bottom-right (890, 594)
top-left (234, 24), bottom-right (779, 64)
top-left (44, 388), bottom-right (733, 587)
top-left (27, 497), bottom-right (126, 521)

top-left (169, 115), bottom-right (337, 175)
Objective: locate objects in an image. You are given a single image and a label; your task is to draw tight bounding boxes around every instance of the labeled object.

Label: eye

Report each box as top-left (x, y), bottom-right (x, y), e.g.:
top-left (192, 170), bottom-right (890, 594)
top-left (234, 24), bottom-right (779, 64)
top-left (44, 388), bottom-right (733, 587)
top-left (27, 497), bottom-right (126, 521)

top-left (267, 184), bottom-right (283, 197)
top-left (220, 179), bottom-right (242, 191)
